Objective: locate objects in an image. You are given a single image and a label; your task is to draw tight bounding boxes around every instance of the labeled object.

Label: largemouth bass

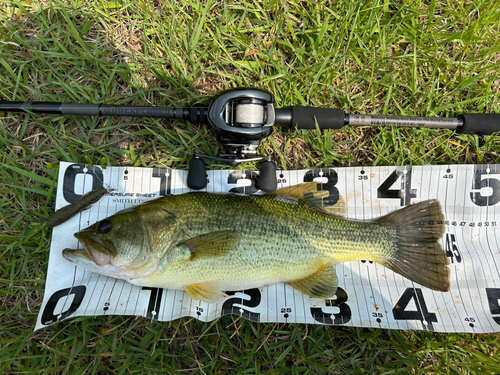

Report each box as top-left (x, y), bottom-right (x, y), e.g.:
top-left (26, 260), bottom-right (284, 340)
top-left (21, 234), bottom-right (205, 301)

top-left (62, 182), bottom-right (450, 303)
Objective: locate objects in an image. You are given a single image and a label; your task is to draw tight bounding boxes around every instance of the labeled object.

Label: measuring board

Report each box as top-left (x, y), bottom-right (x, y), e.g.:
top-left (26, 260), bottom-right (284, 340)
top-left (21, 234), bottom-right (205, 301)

top-left (36, 162), bottom-right (500, 333)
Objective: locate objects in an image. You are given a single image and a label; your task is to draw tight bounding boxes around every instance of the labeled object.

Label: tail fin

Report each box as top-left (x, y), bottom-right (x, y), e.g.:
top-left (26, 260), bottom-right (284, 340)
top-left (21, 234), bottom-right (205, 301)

top-left (378, 200), bottom-right (450, 292)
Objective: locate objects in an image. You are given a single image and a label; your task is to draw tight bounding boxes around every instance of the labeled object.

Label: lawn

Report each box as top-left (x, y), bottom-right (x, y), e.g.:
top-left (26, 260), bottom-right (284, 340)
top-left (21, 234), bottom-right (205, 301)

top-left (1, 0), bottom-right (500, 373)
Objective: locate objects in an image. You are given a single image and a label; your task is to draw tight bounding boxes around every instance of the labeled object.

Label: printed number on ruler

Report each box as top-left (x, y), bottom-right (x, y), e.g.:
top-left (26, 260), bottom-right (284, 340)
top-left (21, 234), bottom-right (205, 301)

top-left (377, 166), bottom-right (416, 206)
top-left (221, 289), bottom-right (261, 321)
top-left (445, 233), bottom-right (462, 263)
top-left (486, 288), bottom-right (500, 325)
top-left (62, 164), bottom-right (104, 203)
top-left (393, 288), bottom-right (437, 331)
top-left (470, 165), bottom-right (500, 206)
top-left (40, 286), bottom-right (86, 325)
top-left (142, 287), bottom-right (163, 320)
top-left (303, 169), bottom-right (340, 206)
top-left (152, 168), bottom-right (172, 196)
top-left (310, 287), bottom-right (351, 325)
top-left (228, 171), bottom-right (259, 194)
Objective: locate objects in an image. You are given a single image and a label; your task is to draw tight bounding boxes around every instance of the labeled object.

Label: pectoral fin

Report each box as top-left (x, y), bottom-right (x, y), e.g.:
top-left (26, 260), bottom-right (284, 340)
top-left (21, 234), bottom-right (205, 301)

top-left (287, 263), bottom-right (338, 299)
top-left (181, 230), bottom-right (241, 260)
top-left (185, 282), bottom-right (223, 303)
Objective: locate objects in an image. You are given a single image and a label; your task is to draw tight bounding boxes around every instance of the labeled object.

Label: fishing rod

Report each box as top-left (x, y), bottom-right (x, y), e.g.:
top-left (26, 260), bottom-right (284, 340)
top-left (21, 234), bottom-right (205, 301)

top-left (2, 88), bottom-right (500, 191)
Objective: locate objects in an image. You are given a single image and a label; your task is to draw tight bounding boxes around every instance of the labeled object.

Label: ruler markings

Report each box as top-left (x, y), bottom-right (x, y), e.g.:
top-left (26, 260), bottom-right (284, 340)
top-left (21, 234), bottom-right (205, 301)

top-left (99, 277), bottom-right (117, 316)
top-left (131, 284), bottom-right (142, 317)
top-left (433, 164), bottom-right (452, 331)
top-left (442, 164), bottom-right (461, 332)
top-left (83, 274), bottom-right (103, 315)
top-left (372, 166), bottom-right (396, 329)
top-left (472, 165), bottom-right (500, 281)
top-left (442, 165), bottom-right (460, 331)
top-left (354, 166), bottom-right (372, 328)
top-left (360, 166), bottom-right (381, 328)
top-left (483, 198), bottom-right (500, 280)
top-left (344, 167), bottom-right (362, 327)
top-left (187, 292), bottom-right (194, 320)
top-left (37, 163), bottom-right (500, 332)
top-left (460, 167), bottom-right (482, 331)
top-left (452, 165), bottom-right (473, 330)
top-left (468, 170), bottom-right (494, 328)
top-left (94, 276), bottom-right (111, 316)
top-left (371, 166), bottom-right (389, 328)
top-left (111, 281), bottom-right (126, 316)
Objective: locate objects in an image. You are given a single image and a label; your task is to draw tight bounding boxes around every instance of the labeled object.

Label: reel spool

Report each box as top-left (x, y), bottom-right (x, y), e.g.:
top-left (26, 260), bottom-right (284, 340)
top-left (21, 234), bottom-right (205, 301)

top-left (207, 88), bottom-right (275, 157)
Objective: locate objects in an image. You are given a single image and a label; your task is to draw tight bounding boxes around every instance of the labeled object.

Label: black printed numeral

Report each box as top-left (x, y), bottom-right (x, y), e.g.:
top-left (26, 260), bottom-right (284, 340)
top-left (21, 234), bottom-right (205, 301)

top-left (227, 171), bottom-right (259, 194)
top-left (41, 286), bottom-right (86, 325)
top-left (221, 289), bottom-right (261, 321)
top-left (62, 164), bottom-right (104, 204)
top-left (303, 169), bottom-right (340, 206)
top-left (470, 165), bottom-right (500, 206)
top-left (486, 288), bottom-right (500, 325)
top-left (393, 288), bottom-right (437, 331)
top-left (445, 233), bottom-right (461, 263)
top-left (310, 287), bottom-right (351, 325)
top-left (152, 168), bottom-right (172, 196)
top-left (142, 287), bottom-right (163, 320)
top-left (377, 167), bottom-right (416, 206)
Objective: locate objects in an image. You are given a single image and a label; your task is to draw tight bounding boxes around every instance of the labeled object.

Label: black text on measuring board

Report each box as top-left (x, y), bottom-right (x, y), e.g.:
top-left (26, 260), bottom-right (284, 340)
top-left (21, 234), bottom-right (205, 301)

top-left (486, 288), bottom-right (500, 326)
top-left (228, 170), bottom-right (260, 194)
top-left (41, 286), bottom-right (86, 325)
top-left (470, 165), bottom-right (500, 206)
top-left (377, 166), bottom-right (416, 206)
top-left (392, 288), bottom-right (437, 331)
top-left (221, 289), bottom-right (262, 321)
top-left (303, 168), bottom-right (340, 206)
top-left (445, 233), bottom-right (462, 263)
top-left (310, 287), bottom-right (351, 325)
top-left (62, 164), bottom-right (104, 203)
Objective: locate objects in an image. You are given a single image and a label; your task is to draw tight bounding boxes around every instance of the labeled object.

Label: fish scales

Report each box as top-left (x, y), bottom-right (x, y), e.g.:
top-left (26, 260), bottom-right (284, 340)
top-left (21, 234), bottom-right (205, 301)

top-left (62, 182), bottom-right (450, 303)
top-left (163, 192), bottom-right (393, 263)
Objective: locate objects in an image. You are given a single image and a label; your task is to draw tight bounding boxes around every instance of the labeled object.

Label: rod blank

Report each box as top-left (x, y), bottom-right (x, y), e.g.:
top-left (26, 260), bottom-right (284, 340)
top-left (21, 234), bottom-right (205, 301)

top-left (2, 98), bottom-right (500, 135)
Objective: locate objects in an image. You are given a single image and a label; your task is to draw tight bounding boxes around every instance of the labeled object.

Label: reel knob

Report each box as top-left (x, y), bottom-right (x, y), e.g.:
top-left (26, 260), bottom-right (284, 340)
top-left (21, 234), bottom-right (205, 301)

top-left (187, 157), bottom-right (207, 190)
top-left (257, 159), bottom-right (277, 193)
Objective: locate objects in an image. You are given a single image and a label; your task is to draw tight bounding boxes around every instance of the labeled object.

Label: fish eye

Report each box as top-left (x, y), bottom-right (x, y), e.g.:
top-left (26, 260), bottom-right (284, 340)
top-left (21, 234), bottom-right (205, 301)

top-left (97, 219), bottom-right (112, 233)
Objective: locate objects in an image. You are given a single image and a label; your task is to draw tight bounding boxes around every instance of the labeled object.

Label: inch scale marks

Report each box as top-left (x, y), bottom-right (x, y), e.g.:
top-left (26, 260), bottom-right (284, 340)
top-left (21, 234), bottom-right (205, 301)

top-left (36, 163), bottom-right (500, 333)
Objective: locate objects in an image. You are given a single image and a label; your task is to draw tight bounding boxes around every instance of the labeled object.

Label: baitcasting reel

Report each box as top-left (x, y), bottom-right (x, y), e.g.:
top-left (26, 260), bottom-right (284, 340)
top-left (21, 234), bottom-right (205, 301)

top-left (2, 88), bottom-right (500, 192)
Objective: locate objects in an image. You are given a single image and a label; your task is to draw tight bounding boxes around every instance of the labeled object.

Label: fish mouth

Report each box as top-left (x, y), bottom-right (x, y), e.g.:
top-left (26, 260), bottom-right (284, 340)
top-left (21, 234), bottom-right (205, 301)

top-left (62, 247), bottom-right (93, 263)
top-left (64, 233), bottom-right (117, 266)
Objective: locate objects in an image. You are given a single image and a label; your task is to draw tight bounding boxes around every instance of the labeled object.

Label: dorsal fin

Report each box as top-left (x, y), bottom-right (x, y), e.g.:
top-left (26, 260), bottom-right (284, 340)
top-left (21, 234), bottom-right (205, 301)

top-left (270, 182), bottom-right (346, 217)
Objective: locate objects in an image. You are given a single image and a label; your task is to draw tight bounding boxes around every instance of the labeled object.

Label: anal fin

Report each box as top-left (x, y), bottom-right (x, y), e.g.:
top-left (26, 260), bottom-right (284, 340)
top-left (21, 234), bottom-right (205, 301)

top-left (287, 263), bottom-right (338, 299)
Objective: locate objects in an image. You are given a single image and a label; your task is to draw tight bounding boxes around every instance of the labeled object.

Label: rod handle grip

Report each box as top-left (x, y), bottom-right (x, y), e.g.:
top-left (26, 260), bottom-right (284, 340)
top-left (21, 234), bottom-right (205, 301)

top-left (459, 113), bottom-right (500, 135)
top-left (291, 106), bottom-right (345, 130)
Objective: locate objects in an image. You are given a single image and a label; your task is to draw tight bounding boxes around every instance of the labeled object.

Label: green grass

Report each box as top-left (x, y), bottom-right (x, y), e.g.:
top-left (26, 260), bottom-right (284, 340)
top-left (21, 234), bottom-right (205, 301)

top-left (1, 0), bottom-right (500, 373)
